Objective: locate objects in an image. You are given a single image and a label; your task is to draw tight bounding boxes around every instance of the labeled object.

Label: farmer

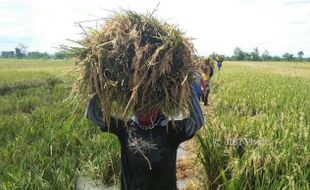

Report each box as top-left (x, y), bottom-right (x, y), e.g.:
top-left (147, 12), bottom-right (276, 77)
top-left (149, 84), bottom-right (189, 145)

top-left (192, 67), bottom-right (203, 100)
top-left (85, 83), bottom-right (204, 190)
top-left (216, 55), bottom-right (223, 71)
top-left (201, 57), bottom-right (214, 106)
top-left (216, 60), bottom-right (222, 70)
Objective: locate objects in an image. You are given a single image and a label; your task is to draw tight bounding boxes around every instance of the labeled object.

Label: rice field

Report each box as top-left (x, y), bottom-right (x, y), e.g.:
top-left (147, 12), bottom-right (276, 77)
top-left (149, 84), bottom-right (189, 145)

top-left (0, 59), bottom-right (120, 190)
top-left (197, 61), bottom-right (310, 190)
top-left (0, 59), bottom-right (309, 189)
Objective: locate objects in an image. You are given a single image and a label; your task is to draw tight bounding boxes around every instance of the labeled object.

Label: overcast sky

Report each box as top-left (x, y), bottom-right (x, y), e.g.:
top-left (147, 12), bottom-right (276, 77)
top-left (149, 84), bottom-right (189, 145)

top-left (1, 0), bottom-right (310, 56)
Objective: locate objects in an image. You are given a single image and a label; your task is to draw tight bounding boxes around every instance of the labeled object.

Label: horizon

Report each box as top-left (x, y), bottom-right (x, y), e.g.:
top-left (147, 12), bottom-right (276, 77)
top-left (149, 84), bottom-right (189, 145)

top-left (1, 0), bottom-right (310, 57)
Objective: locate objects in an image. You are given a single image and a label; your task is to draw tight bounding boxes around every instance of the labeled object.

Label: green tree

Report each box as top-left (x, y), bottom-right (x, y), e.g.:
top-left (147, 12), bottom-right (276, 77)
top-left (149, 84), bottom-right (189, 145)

top-left (233, 47), bottom-right (245, 60)
top-left (1, 51), bottom-right (15, 58)
top-left (244, 52), bottom-right (251, 61)
top-left (27, 51), bottom-right (50, 59)
top-left (272, 55), bottom-right (281, 61)
top-left (54, 50), bottom-right (73, 59)
top-left (15, 44), bottom-right (28, 58)
top-left (297, 51), bottom-right (304, 60)
top-left (283, 52), bottom-right (294, 61)
top-left (262, 50), bottom-right (271, 61)
top-left (15, 48), bottom-right (23, 58)
top-left (251, 47), bottom-right (260, 61)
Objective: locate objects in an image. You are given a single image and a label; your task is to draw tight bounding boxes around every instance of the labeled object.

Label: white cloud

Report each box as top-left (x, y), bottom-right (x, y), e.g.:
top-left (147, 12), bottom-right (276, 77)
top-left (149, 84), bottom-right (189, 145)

top-left (0, 0), bottom-right (309, 56)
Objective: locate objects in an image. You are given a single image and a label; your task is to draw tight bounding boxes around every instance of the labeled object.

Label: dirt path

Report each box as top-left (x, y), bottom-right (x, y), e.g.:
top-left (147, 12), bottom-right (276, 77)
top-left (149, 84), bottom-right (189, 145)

top-left (176, 139), bottom-right (202, 190)
top-left (176, 103), bottom-right (214, 190)
top-left (75, 176), bottom-right (116, 190)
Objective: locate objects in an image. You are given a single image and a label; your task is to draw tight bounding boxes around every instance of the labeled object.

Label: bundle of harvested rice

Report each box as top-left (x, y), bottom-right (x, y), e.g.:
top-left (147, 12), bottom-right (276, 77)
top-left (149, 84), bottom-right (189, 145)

top-left (72, 11), bottom-right (195, 123)
top-left (216, 55), bottom-right (224, 62)
top-left (193, 56), bottom-right (208, 72)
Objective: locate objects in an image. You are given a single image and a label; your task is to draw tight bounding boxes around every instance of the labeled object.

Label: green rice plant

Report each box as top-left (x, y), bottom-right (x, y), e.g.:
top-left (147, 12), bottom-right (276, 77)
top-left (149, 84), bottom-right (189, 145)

top-left (0, 60), bottom-right (120, 189)
top-left (197, 61), bottom-right (310, 190)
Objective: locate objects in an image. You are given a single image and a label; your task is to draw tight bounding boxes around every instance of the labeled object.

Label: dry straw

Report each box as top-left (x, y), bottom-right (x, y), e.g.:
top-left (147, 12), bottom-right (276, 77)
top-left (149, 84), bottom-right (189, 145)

top-left (72, 10), bottom-right (195, 124)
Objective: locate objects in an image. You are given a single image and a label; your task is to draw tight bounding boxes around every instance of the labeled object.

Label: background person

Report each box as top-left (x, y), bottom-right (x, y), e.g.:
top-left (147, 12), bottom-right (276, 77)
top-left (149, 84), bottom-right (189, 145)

top-left (216, 55), bottom-right (223, 71)
top-left (201, 57), bottom-right (214, 106)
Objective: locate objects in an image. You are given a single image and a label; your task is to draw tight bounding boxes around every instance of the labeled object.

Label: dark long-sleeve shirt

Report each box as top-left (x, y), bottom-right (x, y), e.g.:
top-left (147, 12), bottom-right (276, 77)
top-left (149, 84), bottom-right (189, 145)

top-left (85, 85), bottom-right (204, 190)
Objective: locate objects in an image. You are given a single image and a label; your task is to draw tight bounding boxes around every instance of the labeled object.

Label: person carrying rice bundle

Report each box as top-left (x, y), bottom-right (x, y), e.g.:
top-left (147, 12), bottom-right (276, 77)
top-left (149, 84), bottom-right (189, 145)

top-left (201, 57), bottom-right (214, 106)
top-left (216, 54), bottom-right (224, 71)
top-left (192, 66), bottom-right (203, 101)
top-left (72, 11), bottom-right (204, 190)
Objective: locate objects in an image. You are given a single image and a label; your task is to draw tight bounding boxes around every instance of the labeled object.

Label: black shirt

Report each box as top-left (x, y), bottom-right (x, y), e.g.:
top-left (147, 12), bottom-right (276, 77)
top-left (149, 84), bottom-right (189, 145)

top-left (85, 90), bottom-right (204, 190)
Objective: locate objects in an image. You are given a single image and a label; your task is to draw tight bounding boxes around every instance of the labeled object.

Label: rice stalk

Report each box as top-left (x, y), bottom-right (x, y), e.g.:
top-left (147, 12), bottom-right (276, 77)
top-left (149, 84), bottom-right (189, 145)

top-left (71, 10), bottom-right (195, 125)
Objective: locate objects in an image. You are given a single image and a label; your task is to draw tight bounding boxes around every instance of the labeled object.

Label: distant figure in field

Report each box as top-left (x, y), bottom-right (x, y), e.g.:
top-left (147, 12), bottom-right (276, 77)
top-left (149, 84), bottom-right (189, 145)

top-left (217, 60), bottom-right (222, 70)
top-left (201, 57), bottom-right (214, 106)
top-left (193, 67), bottom-right (203, 100)
top-left (216, 55), bottom-right (223, 71)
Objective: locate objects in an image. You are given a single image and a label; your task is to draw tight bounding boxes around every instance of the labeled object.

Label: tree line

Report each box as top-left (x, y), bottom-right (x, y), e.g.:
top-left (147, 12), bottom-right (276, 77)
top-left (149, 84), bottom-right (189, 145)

top-left (225, 47), bottom-right (309, 61)
top-left (1, 44), bottom-right (72, 59)
top-left (1, 45), bottom-right (309, 62)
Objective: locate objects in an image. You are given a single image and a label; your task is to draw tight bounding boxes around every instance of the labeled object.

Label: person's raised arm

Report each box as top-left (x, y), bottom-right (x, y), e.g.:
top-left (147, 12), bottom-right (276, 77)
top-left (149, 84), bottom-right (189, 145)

top-left (85, 96), bottom-right (124, 136)
top-left (189, 84), bottom-right (204, 128)
top-left (169, 83), bottom-right (204, 144)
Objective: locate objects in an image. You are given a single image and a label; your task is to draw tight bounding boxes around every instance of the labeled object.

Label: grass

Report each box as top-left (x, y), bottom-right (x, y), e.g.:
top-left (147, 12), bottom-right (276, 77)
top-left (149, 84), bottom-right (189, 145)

top-left (0, 59), bottom-right (120, 190)
top-left (1, 59), bottom-right (309, 189)
top-left (0, 59), bottom-right (74, 85)
top-left (197, 61), bottom-right (310, 190)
